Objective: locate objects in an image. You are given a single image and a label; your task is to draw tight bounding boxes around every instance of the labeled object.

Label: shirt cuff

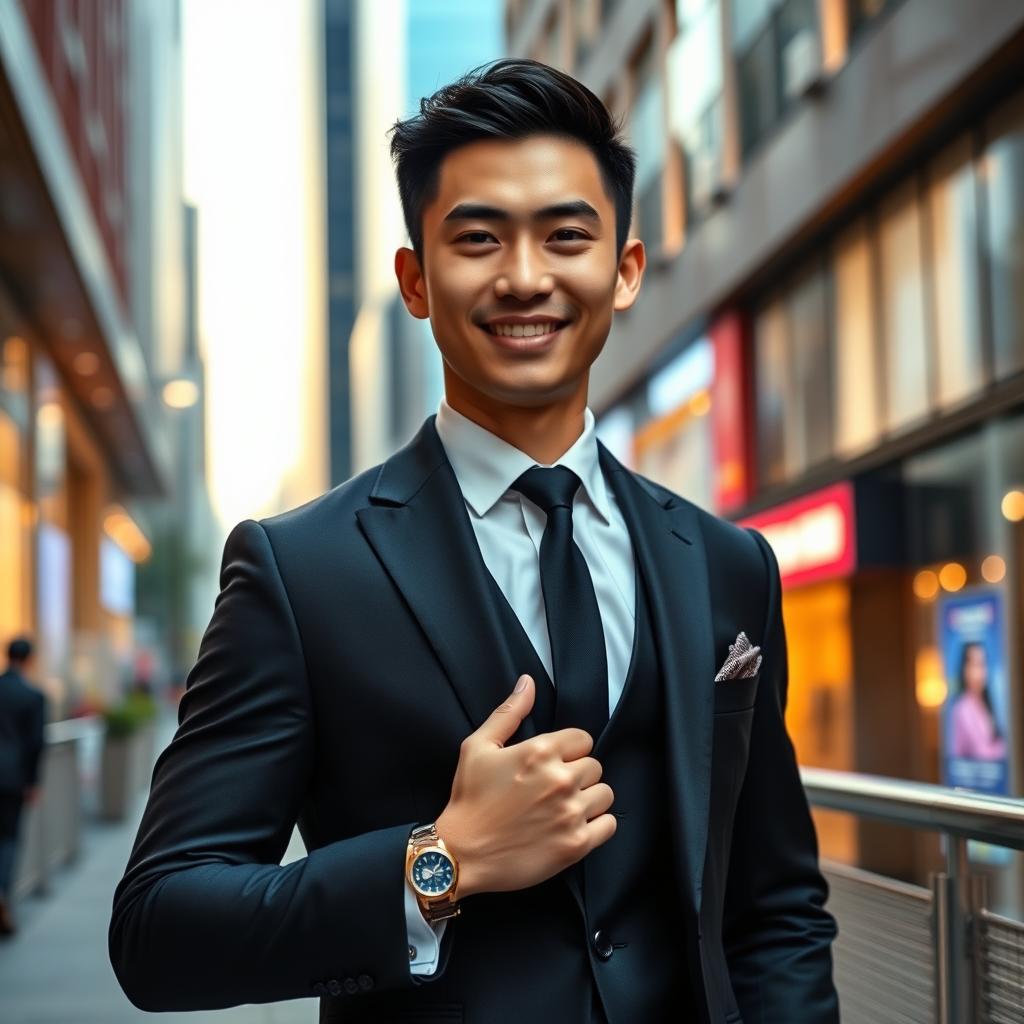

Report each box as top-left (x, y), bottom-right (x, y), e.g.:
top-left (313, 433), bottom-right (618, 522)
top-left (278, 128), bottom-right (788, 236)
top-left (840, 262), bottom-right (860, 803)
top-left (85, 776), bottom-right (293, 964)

top-left (404, 876), bottom-right (447, 976)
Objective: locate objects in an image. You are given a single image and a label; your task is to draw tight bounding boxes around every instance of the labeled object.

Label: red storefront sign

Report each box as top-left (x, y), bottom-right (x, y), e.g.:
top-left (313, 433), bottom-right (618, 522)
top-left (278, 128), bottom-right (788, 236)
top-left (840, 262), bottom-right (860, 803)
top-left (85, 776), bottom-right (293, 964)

top-left (737, 481), bottom-right (857, 587)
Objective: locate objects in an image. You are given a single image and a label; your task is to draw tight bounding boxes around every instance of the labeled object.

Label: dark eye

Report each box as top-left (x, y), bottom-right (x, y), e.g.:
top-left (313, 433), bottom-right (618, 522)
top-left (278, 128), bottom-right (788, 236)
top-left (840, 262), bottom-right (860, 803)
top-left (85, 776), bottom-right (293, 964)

top-left (552, 228), bottom-right (587, 241)
top-left (456, 231), bottom-right (496, 244)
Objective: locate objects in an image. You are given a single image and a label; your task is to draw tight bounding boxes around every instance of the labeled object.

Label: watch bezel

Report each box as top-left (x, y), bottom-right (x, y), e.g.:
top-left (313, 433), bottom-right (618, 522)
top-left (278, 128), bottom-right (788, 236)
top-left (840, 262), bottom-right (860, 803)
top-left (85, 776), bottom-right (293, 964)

top-left (409, 844), bottom-right (456, 898)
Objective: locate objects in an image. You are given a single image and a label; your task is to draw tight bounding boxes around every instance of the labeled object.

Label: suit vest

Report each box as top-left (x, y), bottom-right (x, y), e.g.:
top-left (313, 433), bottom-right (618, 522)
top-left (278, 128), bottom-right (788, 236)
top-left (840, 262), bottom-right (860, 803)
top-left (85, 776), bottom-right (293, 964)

top-left (482, 540), bottom-right (699, 1023)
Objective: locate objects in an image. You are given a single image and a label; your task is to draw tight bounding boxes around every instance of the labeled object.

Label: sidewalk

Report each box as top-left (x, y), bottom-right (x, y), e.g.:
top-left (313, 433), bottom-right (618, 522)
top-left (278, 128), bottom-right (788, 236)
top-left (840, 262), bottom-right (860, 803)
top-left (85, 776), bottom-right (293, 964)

top-left (0, 713), bottom-right (315, 1024)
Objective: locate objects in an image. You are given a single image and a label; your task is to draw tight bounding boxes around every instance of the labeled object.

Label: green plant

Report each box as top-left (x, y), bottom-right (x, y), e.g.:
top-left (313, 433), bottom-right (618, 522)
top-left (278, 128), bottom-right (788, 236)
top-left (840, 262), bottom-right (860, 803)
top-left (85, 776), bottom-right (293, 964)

top-left (104, 691), bottom-right (159, 739)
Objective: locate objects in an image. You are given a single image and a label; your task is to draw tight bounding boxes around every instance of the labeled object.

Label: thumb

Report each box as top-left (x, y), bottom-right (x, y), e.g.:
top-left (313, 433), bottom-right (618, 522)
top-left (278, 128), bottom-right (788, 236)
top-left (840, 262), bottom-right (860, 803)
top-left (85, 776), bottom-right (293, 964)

top-left (477, 674), bottom-right (534, 747)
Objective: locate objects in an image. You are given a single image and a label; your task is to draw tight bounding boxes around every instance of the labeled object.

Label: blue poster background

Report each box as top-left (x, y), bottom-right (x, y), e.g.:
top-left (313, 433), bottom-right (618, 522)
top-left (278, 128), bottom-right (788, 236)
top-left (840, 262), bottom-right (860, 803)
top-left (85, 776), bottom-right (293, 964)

top-left (938, 587), bottom-right (1012, 865)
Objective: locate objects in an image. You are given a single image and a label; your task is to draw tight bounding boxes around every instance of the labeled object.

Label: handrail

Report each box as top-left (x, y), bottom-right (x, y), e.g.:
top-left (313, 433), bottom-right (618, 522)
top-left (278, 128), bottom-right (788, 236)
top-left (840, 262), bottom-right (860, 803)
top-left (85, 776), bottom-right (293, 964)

top-left (799, 766), bottom-right (1024, 851)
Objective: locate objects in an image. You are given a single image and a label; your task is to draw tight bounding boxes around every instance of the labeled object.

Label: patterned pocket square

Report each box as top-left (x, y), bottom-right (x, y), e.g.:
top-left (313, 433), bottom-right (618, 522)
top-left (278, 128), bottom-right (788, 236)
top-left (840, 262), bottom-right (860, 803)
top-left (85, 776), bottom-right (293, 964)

top-left (715, 631), bottom-right (762, 682)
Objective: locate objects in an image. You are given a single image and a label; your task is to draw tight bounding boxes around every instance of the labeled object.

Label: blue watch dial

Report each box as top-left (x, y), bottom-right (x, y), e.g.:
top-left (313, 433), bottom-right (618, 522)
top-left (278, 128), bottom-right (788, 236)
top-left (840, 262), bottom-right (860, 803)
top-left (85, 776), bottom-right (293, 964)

top-left (411, 849), bottom-right (454, 896)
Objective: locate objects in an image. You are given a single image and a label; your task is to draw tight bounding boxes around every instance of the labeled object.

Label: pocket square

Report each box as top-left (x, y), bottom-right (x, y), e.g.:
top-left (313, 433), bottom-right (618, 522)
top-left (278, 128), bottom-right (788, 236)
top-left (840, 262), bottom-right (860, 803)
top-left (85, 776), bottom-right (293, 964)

top-left (715, 631), bottom-right (762, 682)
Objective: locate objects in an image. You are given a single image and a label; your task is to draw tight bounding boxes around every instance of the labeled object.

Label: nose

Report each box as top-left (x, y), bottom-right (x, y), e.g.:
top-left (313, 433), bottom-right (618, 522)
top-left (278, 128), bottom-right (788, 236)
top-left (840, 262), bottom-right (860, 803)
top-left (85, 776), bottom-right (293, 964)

top-left (494, 237), bottom-right (554, 301)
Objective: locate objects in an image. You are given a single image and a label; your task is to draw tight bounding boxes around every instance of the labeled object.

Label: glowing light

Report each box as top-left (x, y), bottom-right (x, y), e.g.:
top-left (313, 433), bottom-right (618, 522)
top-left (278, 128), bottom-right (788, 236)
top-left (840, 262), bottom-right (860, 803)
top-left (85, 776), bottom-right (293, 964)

top-left (1002, 490), bottom-right (1024, 522)
top-left (938, 562), bottom-right (967, 592)
top-left (913, 569), bottom-right (939, 601)
top-left (981, 555), bottom-right (1005, 583)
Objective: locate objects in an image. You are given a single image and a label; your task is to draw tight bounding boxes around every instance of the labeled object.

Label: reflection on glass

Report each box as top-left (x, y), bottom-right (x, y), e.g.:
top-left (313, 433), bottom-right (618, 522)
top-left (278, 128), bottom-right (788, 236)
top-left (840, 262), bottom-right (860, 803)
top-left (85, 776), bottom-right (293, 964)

top-left (787, 262), bottom-right (832, 468)
top-left (878, 180), bottom-right (931, 433)
top-left (832, 220), bottom-right (880, 455)
top-left (983, 91), bottom-right (1024, 379)
top-left (927, 136), bottom-right (985, 409)
top-left (754, 297), bottom-right (791, 485)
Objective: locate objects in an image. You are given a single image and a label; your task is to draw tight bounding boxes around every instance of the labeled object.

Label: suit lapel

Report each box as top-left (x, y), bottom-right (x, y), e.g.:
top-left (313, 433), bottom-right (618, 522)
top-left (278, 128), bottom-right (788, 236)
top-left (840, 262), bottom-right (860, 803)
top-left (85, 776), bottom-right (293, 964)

top-left (597, 441), bottom-right (715, 916)
top-left (355, 415), bottom-right (552, 744)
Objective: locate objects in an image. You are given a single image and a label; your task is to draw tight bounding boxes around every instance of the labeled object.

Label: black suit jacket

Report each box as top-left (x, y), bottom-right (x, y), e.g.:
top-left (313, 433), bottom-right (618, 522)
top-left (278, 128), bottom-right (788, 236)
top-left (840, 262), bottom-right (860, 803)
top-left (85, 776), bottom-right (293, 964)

top-left (0, 668), bottom-right (46, 795)
top-left (109, 414), bottom-right (839, 1023)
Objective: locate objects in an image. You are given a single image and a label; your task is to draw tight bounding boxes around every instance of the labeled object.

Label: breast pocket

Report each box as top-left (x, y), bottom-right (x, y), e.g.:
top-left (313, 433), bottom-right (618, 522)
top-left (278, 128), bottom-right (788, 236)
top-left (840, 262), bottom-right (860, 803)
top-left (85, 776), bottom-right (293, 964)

top-left (712, 670), bottom-right (760, 716)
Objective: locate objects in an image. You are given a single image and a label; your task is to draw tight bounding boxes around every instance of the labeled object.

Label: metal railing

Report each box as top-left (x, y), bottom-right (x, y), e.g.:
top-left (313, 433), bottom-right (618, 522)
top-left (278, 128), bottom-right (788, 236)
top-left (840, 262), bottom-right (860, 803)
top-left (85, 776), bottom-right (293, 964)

top-left (801, 767), bottom-right (1024, 1024)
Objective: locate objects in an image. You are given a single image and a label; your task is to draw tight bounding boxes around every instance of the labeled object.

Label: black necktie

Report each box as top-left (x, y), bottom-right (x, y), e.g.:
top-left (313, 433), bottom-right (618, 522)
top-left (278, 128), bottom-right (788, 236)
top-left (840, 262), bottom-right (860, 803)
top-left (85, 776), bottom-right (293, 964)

top-left (510, 465), bottom-right (609, 743)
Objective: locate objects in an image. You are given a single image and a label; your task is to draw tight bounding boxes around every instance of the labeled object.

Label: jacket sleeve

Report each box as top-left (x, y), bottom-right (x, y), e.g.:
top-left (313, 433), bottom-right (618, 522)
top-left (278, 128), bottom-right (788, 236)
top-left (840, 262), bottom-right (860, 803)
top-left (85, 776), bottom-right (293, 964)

top-left (721, 528), bottom-right (840, 1023)
top-left (24, 689), bottom-right (46, 787)
top-left (108, 518), bottom-right (428, 1011)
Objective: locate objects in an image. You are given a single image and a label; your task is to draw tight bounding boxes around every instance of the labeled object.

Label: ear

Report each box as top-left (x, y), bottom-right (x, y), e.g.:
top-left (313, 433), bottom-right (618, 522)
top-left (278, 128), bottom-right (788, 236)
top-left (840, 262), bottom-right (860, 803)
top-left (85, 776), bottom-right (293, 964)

top-left (395, 247), bottom-right (430, 320)
top-left (613, 237), bottom-right (646, 313)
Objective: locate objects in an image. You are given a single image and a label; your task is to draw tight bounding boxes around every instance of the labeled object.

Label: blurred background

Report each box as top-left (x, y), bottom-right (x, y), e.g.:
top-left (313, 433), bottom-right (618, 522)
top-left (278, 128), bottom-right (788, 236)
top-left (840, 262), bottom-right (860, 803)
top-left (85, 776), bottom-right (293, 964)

top-left (0, 0), bottom-right (1023, 1020)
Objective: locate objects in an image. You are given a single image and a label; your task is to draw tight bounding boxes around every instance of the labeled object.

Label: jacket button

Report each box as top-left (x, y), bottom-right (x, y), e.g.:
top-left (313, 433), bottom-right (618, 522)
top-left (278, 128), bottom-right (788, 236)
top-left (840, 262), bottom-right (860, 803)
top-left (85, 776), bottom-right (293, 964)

top-left (344, 977), bottom-right (359, 995)
top-left (357, 974), bottom-right (374, 992)
top-left (327, 979), bottom-right (342, 996)
top-left (592, 929), bottom-right (614, 961)
top-left (312, 982), bottom-right (328, 996)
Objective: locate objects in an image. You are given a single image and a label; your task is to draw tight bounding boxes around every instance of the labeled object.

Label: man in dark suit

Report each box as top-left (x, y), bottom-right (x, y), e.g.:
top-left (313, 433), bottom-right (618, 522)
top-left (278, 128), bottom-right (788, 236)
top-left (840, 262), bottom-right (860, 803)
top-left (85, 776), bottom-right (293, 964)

top-left (0, 636), bottom-right (47, 936)
top-left (110, 58), bottom-right (838, 1022)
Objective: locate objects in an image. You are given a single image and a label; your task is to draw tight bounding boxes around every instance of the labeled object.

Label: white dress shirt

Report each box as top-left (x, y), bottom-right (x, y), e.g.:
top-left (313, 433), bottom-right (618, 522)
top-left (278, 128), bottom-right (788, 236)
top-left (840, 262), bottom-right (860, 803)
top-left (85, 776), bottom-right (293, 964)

top-left (405, 395), bottom-right (638, 975)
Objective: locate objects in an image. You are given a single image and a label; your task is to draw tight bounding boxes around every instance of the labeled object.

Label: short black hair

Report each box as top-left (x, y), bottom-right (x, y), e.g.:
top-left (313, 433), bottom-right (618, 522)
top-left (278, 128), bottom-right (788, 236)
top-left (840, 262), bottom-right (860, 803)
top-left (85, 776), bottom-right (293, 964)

top-left (7, 636), bottom-right (33, 663)
top-left (387, 58), bottom-right (636, 267)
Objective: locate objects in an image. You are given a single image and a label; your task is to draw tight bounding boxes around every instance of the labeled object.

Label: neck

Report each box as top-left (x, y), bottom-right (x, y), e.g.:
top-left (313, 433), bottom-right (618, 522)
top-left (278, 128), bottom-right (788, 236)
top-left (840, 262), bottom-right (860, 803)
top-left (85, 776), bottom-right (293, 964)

top-left (443, 373), bottom-right (590, 465)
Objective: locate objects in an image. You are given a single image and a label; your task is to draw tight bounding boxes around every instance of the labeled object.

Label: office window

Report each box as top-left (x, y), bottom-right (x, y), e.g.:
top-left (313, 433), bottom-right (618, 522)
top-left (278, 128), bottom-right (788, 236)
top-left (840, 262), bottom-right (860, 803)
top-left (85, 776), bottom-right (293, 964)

top-left (846, 0), bottom-right (896, 43)
top-left (788, 261), bottom-right (832, 468)
top-left (574, 0), bottom-right (603, 66)
top-left (926, 135), bottom-right (986, 409)
top-left (832, 219), bottom-right (881, 456)
top-left (667, 0), bottom-right (723, 221)
top-left (630, 46), bottom-right (666, 252)
top-left (983, 90), bottom-right (1024, 379)
top-left (754, 296), bottom-right (793, 486)
top-left (878, 180), bottom-right (931, 433)
top-left (732, 0), bottom-right (821, 159)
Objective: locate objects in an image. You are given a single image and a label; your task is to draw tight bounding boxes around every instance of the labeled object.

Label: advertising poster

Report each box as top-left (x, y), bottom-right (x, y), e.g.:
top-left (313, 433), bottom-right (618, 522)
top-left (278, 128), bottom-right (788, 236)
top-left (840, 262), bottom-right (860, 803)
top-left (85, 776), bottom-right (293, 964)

top-left (938, 587), bottom-right (1012, 865)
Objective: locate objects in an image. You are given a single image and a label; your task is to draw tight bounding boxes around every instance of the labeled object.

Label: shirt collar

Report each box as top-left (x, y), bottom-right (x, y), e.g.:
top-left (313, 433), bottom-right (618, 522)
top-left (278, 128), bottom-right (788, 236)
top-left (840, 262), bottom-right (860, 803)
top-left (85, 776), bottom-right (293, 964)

top-left (434, 395), bottom-right (613, 524)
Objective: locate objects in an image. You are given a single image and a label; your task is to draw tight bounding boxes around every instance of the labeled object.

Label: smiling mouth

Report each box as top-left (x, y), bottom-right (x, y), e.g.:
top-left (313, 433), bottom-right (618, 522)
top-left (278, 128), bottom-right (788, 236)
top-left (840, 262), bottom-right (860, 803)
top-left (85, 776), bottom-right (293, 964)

top-left (481, 320), bottom-right (571, 342)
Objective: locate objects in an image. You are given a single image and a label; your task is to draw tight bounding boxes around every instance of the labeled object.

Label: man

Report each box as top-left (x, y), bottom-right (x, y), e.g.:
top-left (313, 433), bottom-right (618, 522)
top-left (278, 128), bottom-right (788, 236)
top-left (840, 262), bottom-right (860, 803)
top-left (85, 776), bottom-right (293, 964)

top-left (0, 636), bottom-right (46, 936)
top-left (110, 58), bottom-right (839, 1023)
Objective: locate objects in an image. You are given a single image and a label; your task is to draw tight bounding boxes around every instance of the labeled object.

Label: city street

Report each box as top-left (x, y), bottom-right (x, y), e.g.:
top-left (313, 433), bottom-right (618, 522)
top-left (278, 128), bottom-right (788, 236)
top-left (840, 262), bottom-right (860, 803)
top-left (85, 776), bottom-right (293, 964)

top-left (0, 716), bottom-right (314, 1024)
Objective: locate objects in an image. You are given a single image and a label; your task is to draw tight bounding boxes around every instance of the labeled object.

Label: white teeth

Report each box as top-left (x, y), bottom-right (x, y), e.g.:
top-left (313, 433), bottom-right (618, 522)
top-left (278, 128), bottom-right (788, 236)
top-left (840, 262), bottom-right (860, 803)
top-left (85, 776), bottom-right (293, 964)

top-left (488, 322), bottom-right (560, 337)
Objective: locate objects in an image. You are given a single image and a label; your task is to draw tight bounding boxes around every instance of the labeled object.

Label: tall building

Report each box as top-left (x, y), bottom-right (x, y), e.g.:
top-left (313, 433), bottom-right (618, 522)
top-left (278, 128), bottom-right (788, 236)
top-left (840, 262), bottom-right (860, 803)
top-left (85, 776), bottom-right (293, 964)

top-left (507, 0), bottom-right (1024, 908)
top-left (345, 0), bottom-right (504, 472)
top-left (0, 0), bottom-right (214, 712)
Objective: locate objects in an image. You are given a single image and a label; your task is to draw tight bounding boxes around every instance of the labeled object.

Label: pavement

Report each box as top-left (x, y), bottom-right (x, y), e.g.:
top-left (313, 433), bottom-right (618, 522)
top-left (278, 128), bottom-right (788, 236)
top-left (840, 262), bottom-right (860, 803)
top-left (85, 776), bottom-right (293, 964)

top-left (0, 713), bottom-right (315, 1024)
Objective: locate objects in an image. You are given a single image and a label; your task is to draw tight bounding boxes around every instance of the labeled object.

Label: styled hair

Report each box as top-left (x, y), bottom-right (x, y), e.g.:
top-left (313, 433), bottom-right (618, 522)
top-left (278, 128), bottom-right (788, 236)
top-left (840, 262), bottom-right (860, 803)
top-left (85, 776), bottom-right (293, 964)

top-left (387, 58), bottom-right (636, 266)
top-left (7, 636), bottom-right (33, 664)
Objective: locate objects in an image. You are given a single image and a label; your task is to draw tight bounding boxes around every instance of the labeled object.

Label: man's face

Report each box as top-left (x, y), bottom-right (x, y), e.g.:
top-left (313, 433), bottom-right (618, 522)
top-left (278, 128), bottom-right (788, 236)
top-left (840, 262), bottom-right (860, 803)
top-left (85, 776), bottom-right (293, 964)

top-left (395, 133), bottom-right (644, 413)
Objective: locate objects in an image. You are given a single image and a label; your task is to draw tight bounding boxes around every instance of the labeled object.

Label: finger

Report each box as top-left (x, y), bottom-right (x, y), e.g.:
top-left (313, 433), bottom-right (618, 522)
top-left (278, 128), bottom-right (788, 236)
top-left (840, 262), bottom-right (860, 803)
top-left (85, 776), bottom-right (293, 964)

top-left (573, 756), bottom-right (603, 790)
top-left (580, 782), bottom-right (614, 821)
top-left (582, 812), bottom-right (618, 854)
top-left (475, 674), bottom-right (536, 747)
top-left (548, 727), bottom-right (594, 762)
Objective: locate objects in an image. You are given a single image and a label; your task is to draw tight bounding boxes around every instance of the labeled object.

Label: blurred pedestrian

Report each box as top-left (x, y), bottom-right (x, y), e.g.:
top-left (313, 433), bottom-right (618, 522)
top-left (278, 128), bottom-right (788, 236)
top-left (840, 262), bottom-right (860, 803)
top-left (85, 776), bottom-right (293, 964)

top-left (0, 636), bottom-right (47, 936)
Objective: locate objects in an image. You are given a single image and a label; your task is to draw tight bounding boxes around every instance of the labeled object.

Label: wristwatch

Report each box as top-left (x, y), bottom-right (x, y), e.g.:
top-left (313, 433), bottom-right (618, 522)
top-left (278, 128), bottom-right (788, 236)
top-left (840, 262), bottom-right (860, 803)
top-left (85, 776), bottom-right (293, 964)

top-left (405, 822), bottom-right (462, 924)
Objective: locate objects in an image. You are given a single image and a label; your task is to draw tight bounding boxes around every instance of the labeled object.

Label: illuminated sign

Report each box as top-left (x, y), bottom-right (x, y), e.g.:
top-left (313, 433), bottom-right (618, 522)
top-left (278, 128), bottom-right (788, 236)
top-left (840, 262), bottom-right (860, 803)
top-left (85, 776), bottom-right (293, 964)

top-left (737, 481), bottom-right (857, 587)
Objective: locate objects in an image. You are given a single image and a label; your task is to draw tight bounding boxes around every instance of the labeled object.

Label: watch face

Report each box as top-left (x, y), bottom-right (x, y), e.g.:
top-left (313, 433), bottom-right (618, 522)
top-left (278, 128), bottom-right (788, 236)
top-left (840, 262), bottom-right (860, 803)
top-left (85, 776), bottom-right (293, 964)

top-left (411, 849), bottom-right (454, 897)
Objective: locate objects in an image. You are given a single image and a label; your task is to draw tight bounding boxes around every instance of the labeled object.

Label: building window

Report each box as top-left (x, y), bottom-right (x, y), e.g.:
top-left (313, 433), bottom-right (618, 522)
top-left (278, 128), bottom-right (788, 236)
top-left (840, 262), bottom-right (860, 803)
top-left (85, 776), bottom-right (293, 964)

top-left (926, 135), bottom-right (986, 410)
top-left (732, 0), bottom-right (821, 160)
top-left (787, 261), bottom-right (833, 468)
top-left (877, 179), bottom-right (931, 434)
top-left (667, 0), bottom-right (724, 222)
top-left (832, 219), bottom-right (881, 456)
top-left (630, 42), bottom-right (667, 252)
top-left (574, 0), bottom-right (603, 67)
top-left (982, 90), bottom-right (1024, 380)
top-left (754, 296), bottom-right (792, 486)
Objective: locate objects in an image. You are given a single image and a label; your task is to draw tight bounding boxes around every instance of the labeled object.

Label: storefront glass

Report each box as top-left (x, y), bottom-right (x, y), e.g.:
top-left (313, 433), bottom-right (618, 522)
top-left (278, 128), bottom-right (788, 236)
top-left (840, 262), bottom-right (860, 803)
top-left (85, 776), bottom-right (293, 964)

top-left (878, 178), bottom-right (931, 434)
top-left (926, 135), bottom-right (986, 409)
top-left (983, 90), bottom-right (1024, 380)
top-left (0, 332), bottom-right (33, 643)
top-left (832, 218), bottom-right (880, 456)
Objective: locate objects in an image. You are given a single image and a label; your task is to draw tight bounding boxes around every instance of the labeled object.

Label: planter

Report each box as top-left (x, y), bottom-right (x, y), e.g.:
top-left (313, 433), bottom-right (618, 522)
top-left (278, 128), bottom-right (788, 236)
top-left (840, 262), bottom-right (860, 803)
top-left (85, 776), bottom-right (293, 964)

top-left (100, 721), bottom-right (155, 821)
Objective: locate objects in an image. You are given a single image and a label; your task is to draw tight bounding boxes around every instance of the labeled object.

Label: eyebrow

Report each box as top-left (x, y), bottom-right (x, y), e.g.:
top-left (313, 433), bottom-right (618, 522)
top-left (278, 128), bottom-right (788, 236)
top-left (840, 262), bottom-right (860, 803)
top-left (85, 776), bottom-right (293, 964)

top-left (442, 199), bottom-right (602, 225)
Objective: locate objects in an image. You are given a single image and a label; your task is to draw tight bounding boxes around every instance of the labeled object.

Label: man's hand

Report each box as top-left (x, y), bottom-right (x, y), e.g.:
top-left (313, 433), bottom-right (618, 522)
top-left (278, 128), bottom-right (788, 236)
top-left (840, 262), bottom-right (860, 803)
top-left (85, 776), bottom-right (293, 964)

top-left (435, 674), bottom-right (616, 899)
